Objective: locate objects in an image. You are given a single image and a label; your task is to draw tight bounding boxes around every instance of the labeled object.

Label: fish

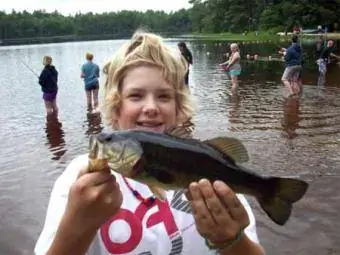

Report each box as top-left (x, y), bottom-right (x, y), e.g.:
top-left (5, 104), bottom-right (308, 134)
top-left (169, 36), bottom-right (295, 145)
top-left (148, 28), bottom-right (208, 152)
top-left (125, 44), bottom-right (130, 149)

top-left (88, 124), bottom-right (309, 226)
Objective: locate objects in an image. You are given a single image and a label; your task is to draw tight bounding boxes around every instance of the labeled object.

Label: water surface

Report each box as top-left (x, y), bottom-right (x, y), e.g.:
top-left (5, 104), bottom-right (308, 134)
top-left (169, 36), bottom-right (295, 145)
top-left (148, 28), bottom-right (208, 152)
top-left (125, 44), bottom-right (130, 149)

top-left (0, 38), bottom-right (339, 255)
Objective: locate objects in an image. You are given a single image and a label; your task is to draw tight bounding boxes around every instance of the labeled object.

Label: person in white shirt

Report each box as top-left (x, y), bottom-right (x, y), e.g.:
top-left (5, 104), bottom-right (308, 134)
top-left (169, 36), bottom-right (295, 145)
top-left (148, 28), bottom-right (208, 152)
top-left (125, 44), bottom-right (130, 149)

top-left (34, 30), bottom-right (265, 255)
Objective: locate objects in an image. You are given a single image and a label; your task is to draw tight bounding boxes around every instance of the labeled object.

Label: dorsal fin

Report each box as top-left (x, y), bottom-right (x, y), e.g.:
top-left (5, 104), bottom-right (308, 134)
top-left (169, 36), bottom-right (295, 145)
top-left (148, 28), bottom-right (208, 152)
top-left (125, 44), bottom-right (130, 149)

top-left (203, 137), bottom-right (249, 163)
top-left (165, 118), bottom-right (195, 139)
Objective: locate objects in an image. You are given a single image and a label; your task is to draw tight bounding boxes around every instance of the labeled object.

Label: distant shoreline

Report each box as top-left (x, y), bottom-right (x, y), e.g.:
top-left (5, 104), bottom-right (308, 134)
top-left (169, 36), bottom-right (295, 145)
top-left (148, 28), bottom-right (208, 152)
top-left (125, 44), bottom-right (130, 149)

top-left (0, 34), bottom-right (133, 46)
top-left (0, 31), bottom-right (185, 46)
top-left (183, 32), bottom-right (340, 42)
top-left (2, 32), bottom-right (340, 47)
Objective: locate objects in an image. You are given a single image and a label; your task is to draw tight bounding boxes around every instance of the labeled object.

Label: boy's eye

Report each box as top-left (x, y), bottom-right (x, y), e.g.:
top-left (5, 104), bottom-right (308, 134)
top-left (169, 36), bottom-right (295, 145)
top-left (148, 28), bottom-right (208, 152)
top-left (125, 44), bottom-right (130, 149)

top-left (158, 94), bottom-right (172, 100)
top-left (128, 94), bottom-right (142, 99)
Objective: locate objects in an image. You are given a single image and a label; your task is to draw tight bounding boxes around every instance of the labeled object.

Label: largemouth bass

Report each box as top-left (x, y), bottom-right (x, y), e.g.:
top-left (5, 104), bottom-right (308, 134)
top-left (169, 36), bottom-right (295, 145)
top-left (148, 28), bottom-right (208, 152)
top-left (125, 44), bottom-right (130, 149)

top-left (88, 127), bottom-right (308, 226)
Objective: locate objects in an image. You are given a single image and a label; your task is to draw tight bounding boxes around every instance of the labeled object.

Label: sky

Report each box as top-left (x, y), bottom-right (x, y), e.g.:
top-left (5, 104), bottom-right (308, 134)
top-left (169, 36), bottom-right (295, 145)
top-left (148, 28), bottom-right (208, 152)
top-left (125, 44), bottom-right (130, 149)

top-left (1, 0), bottom-right (192, 15)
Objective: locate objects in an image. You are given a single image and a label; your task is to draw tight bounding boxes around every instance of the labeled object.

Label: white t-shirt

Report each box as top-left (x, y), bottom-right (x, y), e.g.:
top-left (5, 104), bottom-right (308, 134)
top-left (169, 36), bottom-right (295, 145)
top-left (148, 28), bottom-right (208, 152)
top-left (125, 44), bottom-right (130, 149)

top-left (34, 154), bottom-right (260, 255)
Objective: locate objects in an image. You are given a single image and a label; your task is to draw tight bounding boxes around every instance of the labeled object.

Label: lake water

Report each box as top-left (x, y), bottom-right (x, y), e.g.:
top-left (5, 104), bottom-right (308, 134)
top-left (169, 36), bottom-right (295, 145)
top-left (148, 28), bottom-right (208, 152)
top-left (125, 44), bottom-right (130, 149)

top-left (0, 38), bottom-right (339, 255)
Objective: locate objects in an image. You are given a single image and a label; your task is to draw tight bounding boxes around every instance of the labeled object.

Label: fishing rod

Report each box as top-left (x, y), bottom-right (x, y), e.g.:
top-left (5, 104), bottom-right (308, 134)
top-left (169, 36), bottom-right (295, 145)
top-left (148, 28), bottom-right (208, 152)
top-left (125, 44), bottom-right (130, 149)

top-left (20, 59), bottom-right (39, 78)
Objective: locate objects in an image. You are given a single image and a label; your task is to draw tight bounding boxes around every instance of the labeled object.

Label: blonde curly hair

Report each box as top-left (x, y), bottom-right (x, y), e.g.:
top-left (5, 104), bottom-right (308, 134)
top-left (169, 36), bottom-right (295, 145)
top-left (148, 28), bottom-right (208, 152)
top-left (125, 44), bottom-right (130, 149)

top-left (102, 30), bottom-right (194, 128)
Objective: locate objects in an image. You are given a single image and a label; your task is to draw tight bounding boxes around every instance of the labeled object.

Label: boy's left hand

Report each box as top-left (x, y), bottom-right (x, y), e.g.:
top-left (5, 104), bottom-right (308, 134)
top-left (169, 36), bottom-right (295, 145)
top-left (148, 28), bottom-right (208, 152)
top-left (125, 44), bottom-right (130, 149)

top-left (186, 179), bottom-right (250, 248)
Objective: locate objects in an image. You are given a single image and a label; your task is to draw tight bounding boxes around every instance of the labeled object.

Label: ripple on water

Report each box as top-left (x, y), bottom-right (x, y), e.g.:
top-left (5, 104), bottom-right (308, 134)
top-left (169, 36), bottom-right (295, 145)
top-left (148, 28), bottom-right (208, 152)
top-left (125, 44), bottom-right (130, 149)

top-left (192, 81), bottom-right (340, 179)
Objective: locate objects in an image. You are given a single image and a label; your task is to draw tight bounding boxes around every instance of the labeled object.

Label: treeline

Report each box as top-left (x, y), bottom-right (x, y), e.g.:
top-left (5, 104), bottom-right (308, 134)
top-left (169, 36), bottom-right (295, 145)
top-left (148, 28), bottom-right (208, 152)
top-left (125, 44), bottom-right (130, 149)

top-left (190, 0), bottom-right (340, 33)
top-left (0, 9), bottom-right (191, 39)
top-left (1, 0), bottom-right (340, 40)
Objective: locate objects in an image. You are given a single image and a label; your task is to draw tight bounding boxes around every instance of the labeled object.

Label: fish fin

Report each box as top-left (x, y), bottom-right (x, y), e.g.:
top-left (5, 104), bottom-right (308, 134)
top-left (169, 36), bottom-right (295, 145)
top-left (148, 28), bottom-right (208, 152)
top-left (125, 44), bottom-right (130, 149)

top-left (203, 137), bottom-right (249, 163)
top-left (258, 177), bottom-right (309, 225)
top-left (148, 185), bottom-right (167, 201)
top-left (165, 119), bottom-right (195, 139)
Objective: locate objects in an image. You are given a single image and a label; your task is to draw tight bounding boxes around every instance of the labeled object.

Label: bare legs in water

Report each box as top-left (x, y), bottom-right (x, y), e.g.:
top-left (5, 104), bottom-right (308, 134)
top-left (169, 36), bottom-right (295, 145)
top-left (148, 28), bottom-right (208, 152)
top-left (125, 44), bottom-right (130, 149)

top-left (230, 75), bottom-right (239, 96)
top-left (44, 99), bottom-right (58, 116)
top-left (282, 66), bottom-right (302, 97)
top-left (317, 72), bottom-right (326, 88)
top-left (282, 79), bottom-right (295, 95)
top-left (86, 88), bottom-right (99, 112)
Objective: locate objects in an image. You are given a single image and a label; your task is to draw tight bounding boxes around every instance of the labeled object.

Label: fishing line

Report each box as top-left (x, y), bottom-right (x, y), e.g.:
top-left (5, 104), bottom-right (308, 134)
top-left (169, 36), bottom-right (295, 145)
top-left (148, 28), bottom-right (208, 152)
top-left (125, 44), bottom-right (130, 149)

top-left (19, 59), bottom-right (39, 78)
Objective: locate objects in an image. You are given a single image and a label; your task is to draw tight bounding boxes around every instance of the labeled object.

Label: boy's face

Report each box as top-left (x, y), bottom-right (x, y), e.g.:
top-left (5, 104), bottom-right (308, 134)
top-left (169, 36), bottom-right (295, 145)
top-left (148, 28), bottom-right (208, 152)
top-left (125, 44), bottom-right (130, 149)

top-left (114, 66), bottom-right (178, 133)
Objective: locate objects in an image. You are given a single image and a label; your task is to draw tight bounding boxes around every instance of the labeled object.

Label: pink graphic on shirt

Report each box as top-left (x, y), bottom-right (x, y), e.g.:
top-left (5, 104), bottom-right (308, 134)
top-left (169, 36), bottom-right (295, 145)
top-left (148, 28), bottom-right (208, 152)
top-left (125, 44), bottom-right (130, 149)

top-left (100, 199), bottom-right (182, 254)
top-left (100, 208), bottom-right (143, 254)
top-left (136, 200), bottom-right (179, 236)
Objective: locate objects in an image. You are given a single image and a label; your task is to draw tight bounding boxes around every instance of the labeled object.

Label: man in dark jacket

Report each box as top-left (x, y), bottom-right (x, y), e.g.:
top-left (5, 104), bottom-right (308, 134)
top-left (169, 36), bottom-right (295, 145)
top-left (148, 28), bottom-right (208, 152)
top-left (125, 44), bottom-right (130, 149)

top-left (280, 35), bottom-right (302, 96)
top-left (39, 56), bottom-right (59, 115)
top-left (316, 40), bottom-right (340, 87)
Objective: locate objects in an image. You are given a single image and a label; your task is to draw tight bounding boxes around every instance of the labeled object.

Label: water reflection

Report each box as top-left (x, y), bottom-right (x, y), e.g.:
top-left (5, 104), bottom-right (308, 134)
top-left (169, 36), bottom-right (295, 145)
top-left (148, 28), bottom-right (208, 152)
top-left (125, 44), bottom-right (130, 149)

top-left (227, 93), bottom-right (241, 123)
top-left (85, 111), bottom-right (104, 136)
top-left (44, 114), bottom-right (67, 160)
top-left (281, 96), bottom-right (301, 139)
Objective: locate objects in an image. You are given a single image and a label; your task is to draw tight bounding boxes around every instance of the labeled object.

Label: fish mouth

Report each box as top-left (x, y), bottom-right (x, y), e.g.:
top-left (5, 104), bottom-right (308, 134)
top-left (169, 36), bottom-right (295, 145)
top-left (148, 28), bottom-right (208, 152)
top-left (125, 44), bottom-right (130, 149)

top-left (135, 121), bottom-right (165, 132)
top-left (89, 135), bottom-right (99, 159)
top-left (89, 135), bottom-right (126, 163)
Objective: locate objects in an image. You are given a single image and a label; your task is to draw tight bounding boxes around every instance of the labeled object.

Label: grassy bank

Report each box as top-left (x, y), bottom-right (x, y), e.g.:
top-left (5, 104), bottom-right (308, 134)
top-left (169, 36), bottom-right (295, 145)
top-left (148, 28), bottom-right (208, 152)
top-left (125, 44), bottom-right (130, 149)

top-left (189, 32), bottom-right (279, 41)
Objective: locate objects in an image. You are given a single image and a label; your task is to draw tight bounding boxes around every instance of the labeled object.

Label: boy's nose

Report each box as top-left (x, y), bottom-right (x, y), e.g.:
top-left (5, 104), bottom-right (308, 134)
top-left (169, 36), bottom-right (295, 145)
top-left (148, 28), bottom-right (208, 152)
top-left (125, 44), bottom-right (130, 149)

top-left (142, 98), bottom-right (159, 116)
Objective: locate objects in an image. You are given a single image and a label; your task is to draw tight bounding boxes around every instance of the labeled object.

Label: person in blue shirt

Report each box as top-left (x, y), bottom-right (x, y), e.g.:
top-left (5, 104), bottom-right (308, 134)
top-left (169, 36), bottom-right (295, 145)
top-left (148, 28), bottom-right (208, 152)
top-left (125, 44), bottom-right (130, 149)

top-left (280, 35), bottom-right (302, 96)
top-left (81, 52), bottom-right (100, 111)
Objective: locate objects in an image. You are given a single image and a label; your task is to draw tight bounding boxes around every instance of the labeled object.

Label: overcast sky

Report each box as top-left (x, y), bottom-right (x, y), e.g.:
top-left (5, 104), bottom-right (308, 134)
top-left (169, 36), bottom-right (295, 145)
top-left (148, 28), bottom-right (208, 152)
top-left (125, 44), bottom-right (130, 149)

top-left (1, 0), bottom-right (192, 15)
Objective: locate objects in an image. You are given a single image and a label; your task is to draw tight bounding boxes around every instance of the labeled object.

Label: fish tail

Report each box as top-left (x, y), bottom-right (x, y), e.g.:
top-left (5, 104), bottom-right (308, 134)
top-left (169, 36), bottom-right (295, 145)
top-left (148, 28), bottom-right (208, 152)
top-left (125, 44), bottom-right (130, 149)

top-left (258, 177), bottom-right (309, 225)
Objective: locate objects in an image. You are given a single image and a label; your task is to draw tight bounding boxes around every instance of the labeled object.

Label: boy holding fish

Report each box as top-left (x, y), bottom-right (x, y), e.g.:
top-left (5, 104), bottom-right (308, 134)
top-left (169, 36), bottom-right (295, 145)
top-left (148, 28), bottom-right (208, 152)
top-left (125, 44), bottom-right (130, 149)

top-left (35, 31), bottom-right (272, 255)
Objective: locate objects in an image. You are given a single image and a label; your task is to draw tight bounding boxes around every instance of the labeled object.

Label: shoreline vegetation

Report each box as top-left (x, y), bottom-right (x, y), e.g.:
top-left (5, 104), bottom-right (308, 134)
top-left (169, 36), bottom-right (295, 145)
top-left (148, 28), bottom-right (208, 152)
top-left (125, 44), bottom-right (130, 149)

top-left (1, 1), bottom-right (339, 46)
top-left (2, 31), bottom-right (340, 47)
top-left (187, 32), bottom-right (340, 41)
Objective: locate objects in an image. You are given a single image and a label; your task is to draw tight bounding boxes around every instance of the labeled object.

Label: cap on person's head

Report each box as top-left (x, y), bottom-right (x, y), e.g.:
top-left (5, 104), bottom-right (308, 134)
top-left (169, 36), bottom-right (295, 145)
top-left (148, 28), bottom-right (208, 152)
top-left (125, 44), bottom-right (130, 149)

top-left (86, 52), bottom-right (94, 61)
top-left (292, 34), bottom-right (299, 43)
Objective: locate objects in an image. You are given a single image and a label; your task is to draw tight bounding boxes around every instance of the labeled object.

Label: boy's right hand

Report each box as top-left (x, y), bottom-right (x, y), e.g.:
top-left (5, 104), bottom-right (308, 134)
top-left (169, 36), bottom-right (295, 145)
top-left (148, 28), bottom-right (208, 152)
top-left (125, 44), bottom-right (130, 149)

top-left (64, 165), bottom-right (123, 232)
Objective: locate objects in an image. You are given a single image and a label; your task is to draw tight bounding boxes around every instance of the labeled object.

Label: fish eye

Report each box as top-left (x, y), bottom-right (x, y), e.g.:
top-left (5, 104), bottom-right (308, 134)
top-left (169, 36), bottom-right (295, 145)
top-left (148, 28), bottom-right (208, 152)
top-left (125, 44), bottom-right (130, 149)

top-left (104, 135), bottom-right (112, 142)
top-left (97, 133), bottom-right (113, 143)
